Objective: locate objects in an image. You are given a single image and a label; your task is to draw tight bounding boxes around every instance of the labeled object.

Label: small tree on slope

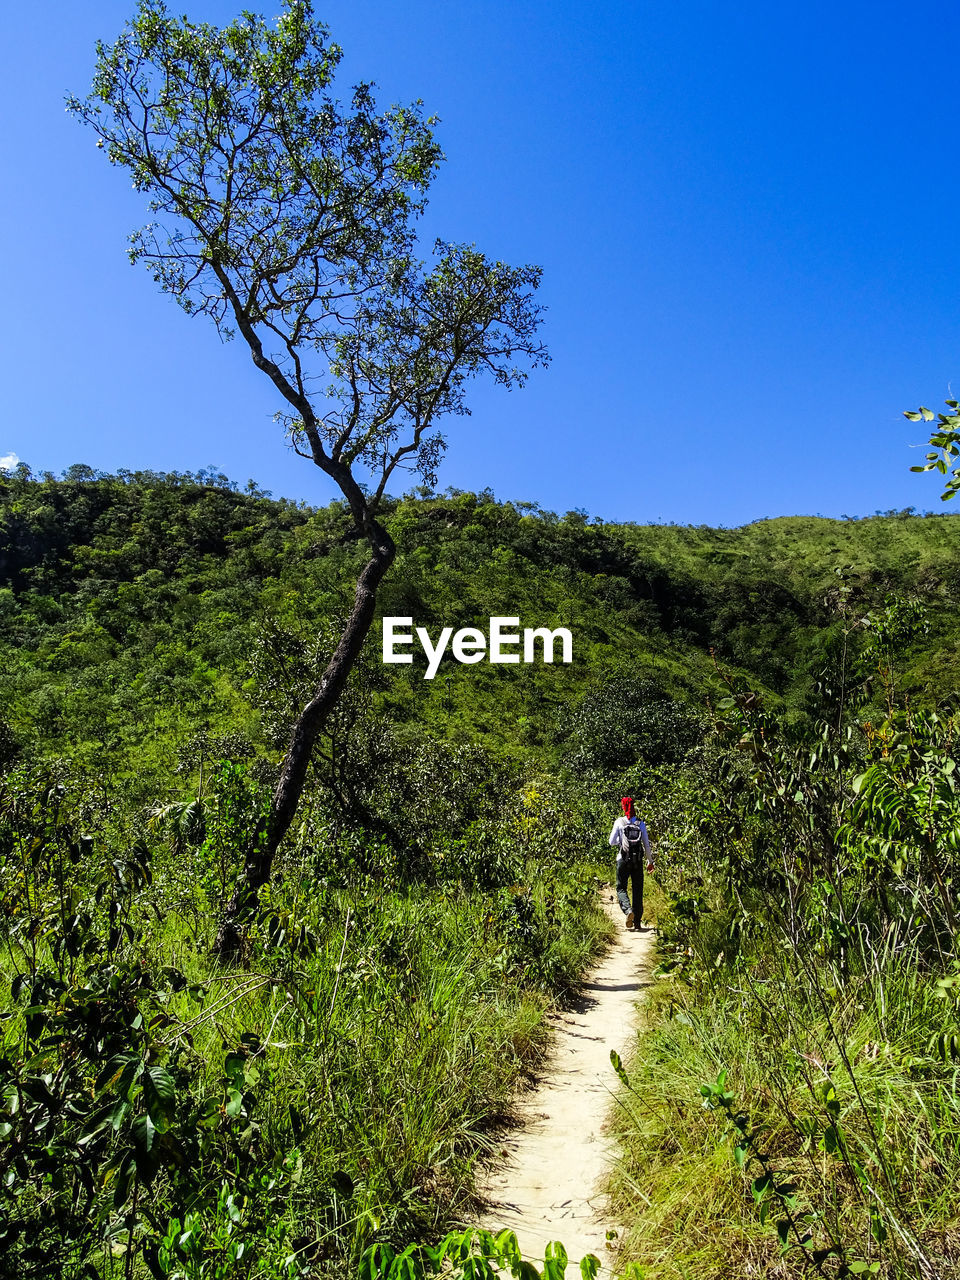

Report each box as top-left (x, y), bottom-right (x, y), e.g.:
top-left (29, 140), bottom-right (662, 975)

top-left (68, 0), bottom-right (547, 955)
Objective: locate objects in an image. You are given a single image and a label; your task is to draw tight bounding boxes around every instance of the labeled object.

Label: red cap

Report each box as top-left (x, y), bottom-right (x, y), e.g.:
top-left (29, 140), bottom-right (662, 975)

top-left (621, 797), bottom-right (634, 818)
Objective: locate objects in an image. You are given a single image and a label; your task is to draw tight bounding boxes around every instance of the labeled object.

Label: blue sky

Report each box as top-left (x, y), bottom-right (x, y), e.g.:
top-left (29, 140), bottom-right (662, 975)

top-left (2, 0), bottom-right (958, 525)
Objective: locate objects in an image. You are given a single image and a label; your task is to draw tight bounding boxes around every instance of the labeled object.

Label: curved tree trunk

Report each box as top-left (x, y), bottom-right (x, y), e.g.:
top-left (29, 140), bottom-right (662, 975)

top-left (213, 518), bottom-right (396, 957)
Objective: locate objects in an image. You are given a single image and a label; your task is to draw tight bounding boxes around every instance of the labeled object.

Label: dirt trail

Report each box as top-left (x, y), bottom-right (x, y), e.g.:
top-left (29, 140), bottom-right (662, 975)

top-left (476, 894), bottom-right (656, 1271)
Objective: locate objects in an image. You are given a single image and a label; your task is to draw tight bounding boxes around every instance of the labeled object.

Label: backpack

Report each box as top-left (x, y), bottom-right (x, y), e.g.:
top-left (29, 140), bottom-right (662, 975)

top-left (622, 819), bottom-right (644, 865)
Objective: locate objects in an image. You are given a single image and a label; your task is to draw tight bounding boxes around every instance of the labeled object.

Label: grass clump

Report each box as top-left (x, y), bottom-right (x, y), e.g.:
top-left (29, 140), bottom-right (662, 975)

top-left (610, 950), bottom-right (960, 1279)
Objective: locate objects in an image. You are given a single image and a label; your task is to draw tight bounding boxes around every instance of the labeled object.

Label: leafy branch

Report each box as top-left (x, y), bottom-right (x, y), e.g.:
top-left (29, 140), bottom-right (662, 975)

top-left (906, 401), bottom-right (960, 500)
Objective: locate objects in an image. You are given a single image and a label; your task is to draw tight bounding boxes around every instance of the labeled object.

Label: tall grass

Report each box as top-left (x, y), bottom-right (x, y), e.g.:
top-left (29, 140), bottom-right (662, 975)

top-left (608, 922), bottom-right (960, 1280)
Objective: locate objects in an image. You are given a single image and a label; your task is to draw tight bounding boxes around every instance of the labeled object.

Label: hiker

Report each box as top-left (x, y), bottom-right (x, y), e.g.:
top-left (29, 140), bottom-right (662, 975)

top-left (609, 797), bottom-right (653, 930)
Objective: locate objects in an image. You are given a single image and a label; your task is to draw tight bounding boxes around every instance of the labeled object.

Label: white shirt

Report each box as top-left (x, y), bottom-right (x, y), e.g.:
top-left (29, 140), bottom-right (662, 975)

top-left (608, 815), bottom-right (652, 862)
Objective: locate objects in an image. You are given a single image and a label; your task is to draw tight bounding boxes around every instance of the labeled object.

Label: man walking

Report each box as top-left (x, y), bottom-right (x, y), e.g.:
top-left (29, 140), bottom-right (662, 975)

top-left (609, 797), bottom-right (653, 930)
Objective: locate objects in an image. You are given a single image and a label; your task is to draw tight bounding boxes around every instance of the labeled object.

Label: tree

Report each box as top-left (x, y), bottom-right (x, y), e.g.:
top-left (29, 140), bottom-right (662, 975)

top-left (68, 0), bottom-right (548, 954)
top-left (563, 675), bottom-right (703, 774)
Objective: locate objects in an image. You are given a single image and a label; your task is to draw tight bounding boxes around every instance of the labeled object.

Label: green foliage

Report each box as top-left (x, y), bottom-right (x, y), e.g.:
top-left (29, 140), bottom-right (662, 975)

top-left (609, 616), bottom-right (960, 1276)
top-left (7, 470), bottom-right (960, 793)
top-left (561, 675), bottom-right (703, 774)
top-left (157, 1171), bottom-right (303, 1279)
top-left (66, 1), bottom-right (546, 509)
top-left (359, 1227), bottom-right (599, 1280)
top-left (0, 773), bottom-right (300, 1278)
top-left (0, 758), bottom-right (610, 1275)
top-left (6, 470), bottom-right (960, 1274)
top-left (906, 400), bottom-right (960, 500)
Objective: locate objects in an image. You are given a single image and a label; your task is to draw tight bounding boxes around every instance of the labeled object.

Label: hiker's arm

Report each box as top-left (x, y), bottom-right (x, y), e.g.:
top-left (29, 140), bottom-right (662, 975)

top-left (608, 821), bottom-right (621, 848)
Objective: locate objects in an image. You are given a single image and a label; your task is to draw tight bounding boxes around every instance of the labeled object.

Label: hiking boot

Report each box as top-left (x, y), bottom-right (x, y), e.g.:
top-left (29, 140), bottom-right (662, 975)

top-left (625, 910), bottom-right (635, 930)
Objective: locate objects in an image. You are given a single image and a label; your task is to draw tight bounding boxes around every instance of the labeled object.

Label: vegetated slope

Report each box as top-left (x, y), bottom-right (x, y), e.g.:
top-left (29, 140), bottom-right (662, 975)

top-left (3, 466), bottom-right (960, 1278)
top-left (2, 466), bottom-right (958, 785)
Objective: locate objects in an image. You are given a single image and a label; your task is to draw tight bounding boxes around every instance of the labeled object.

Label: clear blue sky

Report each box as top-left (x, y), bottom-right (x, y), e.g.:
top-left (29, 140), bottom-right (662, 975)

top-left (2, 1), bottom-right (958, 526)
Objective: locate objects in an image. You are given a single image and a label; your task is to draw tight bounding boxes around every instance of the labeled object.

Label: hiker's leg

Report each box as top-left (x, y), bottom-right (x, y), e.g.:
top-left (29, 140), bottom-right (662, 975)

top-left (616, 858), bottom-right (631, 914)
top-left (634, 864), bottom-right (644, 920)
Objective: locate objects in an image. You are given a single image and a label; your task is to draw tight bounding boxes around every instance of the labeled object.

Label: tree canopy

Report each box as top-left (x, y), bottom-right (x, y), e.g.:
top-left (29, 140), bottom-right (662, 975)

top-left (67, 0), bottom-right (547, 515)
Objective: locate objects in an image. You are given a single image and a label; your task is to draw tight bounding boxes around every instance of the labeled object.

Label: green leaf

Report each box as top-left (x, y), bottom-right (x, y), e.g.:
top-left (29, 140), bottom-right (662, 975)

top-left (515, 1263), bottom-right (542, 1280)
top-left (869, 1207), bottom-right (888, 1246)
top-left (359, 1242), bottom-right (395, 1280)
top-left (132, 1112), bottom-right (156, 1155)
top-left (162, 966), bottom-right (187, 992)
top-left (610, 1049), bottom-right (630, 1087)
top-left (751, 1173), bottom-right (772, 1202)
top-left (97, 1051), bottom-right (143, 1098)
top-left (110, 1098), bottom-right (131, 1132)
top-left (462, 1257), bottom-right (497, 1280)
top-left (112, 1152), bottom-right (136, 1210)
top-left (545, 1241), bottom-right (568, 1267)
top-left (224, 1052), bottom-right (245, 1086)
top-left (142, 1065), bottom-right (176, 1128)
top-left (821, 1124), bottom-right (841, 1154)
top-left (543, 1241), bottom-right (568, 1280)
top-left (493, 1231), bottom-right (521, 1268)
top-left (579, 1255), bottom-right (601, 1280)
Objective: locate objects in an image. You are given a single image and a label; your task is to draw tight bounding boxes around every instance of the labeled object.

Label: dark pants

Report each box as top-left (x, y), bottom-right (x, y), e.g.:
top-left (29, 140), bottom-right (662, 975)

top-left (616, 858), bottom-right (643, 919)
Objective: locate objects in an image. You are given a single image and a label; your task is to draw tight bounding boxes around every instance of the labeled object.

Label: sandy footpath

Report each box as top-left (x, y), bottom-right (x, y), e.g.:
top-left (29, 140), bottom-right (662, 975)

top-left (475, 894), bottom-right (656, 1270)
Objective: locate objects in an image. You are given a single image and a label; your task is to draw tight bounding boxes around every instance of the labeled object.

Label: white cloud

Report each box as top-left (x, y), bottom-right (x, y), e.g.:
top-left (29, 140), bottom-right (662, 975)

top-left (0, 453), bottom-right (20, 472)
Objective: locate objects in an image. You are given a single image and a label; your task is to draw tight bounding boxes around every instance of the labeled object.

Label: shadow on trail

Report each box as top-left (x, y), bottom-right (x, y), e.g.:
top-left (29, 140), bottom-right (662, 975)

top-left (563, 978), bottom-right (652, 1015)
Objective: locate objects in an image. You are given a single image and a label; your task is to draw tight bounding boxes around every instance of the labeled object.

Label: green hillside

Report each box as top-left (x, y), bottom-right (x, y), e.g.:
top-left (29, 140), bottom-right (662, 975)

top-left (3, 466), bottom-right (960, 1279)
top-left (3, 467), bottom-right (958, 783)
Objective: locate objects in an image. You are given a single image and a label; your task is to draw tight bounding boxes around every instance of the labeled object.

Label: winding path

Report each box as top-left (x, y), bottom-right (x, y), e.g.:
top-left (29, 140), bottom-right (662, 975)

top-left (476, 895), bottom-right (656, 1271)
